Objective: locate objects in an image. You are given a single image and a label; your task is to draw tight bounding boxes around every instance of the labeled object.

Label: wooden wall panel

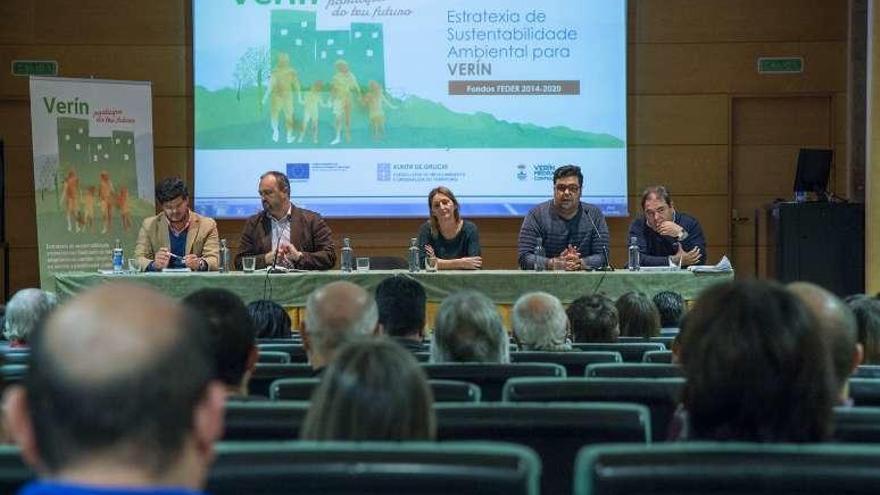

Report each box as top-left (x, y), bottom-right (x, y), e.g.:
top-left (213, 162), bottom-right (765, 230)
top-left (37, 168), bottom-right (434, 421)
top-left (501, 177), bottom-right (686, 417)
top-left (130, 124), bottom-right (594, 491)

top-left (636, 0), bottom-right (847, 43)
top-left (8, 248), bottom-right (39, 290)
top-left (5, 146), bottom-right (35, 195)
top-left (0, 0), bottom-right (34, 45)
top-left (0, 100), bottom-right (31, 146)
top-left (732, 97), bottom-right (832, 144)
top-left (0, 46), bottom-right (189, 97)
top-left (629, 145), bottom-right (728, 195)
top-left (153, 97), bottom-right (191, 147)
top-left (33, 1), bottom-right (188, 46)
top-left (635, 42), bottom-right (846, 95)
top-left (631, 95), bottom-right (730, 145)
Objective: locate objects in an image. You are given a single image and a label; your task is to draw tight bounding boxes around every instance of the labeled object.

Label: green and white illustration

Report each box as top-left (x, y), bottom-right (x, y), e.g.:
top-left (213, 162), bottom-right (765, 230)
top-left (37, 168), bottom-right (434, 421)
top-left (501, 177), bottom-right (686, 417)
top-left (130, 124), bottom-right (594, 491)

top-left (30, 77), bottom-right (155, 289)
top-left (193, 0), bottom-right (628, 218)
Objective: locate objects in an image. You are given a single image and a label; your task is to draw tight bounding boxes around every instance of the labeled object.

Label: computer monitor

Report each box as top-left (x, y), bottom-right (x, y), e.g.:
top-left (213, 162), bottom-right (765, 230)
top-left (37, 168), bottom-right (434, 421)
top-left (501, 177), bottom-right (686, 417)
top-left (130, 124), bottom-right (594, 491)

top-left (793, 148), bottom-right (833, 196)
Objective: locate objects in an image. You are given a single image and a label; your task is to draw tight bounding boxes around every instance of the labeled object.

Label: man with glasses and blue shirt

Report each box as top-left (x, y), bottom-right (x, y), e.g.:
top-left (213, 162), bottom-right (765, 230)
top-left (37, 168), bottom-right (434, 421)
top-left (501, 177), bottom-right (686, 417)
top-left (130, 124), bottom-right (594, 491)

top-left (235, 171), bottom-right (336, 271)
top-left (628, 185), bottom-right (705, 267)
top-left (135, 177), bottom-right (219, 272)
top-left (517, 165), bottom-right (610, 271)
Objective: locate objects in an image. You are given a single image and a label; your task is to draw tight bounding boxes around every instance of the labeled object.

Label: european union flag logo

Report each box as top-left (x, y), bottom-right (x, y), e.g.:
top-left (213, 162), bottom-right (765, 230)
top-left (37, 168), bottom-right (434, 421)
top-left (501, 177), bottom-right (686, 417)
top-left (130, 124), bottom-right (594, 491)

top-left (287, 163), bottom-right (310, 181)
top-left (377, 163), bottom-right (391, 181)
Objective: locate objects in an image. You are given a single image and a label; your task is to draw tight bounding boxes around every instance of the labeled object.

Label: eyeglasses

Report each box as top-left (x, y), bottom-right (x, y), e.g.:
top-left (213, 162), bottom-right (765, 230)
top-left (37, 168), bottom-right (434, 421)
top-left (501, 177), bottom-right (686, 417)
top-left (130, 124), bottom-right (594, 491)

top-left (555, 184), bottom-right (580, 194)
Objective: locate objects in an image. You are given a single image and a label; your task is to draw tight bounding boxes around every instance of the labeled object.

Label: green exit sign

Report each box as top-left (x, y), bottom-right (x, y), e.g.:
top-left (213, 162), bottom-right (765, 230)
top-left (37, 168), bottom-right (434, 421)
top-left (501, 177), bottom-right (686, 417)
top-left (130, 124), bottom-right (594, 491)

top-left (11, 60), bottom-right (58, 77)
top-left (757, 57), bottom-right (803, 74)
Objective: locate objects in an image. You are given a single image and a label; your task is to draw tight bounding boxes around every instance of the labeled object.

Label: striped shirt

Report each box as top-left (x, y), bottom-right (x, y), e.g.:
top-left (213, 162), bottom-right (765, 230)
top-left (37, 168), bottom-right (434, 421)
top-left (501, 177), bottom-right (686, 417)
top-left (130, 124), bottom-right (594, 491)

top-left (517, 200), bottom-right (610, 270)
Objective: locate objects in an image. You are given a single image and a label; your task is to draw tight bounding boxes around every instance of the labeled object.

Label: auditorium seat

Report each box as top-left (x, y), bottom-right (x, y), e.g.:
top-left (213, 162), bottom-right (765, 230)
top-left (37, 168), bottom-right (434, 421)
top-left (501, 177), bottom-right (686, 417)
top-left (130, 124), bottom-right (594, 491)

top-left (0, 446), bottom-right (30, 492)
top-left (503, 377), bottom-right (684, 441)
top-left (2, 352), bottom-right (29, 365)
top-left (584, 363), bottom-right (683, 379)
top-left (224, 401), bottom-right (309, 440)
top-left (435, 402), bottom-right (649, 495)
top-left (510, 351), bottom-right (621, 376)
top-left (257, 343), bottom-right (307, 363)
top-left (248, 363), bottom-right (314, 397)
top-left (642, 350), bottom-right (673, 363)
top-left (853, 365), bottom-right (880, 379)
top-left (617, 336), bottom-right (674, 349)
top-left (270, 378), bottom-right (482, 403)
top-left (832, 406), bottom-right (880, 443)
top-left (849, 378), bottom-right (880, 407)
top-left (0, 364), bottom-right (27, 388)
top-left (421, 363), bottom-right (565, 401)
top-left (208, 441), bottom-right (541, 495)
top-left (257, 351), bottom-right (291, 364)
top-left (574, 442), bottom-right (880, 495)
top-left (257, 337), bottom-right (301, 344)
top-left (572, 343), bottom-right (665, 362)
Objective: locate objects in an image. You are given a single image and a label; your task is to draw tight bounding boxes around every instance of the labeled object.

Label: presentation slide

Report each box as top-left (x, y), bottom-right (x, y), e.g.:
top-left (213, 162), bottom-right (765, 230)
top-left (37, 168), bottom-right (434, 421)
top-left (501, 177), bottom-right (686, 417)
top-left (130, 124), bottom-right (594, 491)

top-left (193, 0), bottom-right (627, 218)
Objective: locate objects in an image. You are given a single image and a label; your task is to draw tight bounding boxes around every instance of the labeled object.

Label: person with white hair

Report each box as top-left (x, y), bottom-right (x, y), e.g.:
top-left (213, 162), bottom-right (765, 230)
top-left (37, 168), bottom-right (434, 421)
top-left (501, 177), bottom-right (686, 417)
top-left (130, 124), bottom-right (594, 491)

top-left (301, 281), bottom-right (379, 373)
top-left (512, 291), bottom-right (572, 352)
top-left (4, 288), bottom-right (58, 347)
top-left (431, 290), bottom-right (509, 363)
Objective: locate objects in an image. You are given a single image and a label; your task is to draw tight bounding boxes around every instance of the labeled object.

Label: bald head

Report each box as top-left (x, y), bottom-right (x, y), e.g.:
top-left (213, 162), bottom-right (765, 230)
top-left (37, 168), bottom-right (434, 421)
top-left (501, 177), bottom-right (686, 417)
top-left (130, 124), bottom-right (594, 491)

top-left (18, 283), bottom-right (218, 479)
top-left (45, 284), bottom-right (189, 383)
top-left (512, 292), bottom-right (569, 351)
top-left (789, 282), bottom-right (860, 391)
top-left (303, 281), bottom-right (378, 368)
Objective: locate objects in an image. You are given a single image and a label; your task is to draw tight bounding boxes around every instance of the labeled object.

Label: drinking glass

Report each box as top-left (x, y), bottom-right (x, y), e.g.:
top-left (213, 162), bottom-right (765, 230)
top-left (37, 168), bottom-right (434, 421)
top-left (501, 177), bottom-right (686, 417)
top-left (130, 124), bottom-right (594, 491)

top-left (356, 257), bottom-right (370, 272)
top-left (424, 256), bottom-right (438, 272)
top-left (128, 258), bottom-right (138, 273)
top-left (242, 256), bottom-right (256, 272)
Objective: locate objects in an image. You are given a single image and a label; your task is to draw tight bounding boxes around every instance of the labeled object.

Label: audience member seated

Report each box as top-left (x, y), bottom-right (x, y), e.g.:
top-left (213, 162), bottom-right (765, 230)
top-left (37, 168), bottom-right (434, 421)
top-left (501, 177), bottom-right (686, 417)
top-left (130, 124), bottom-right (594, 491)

top-left (301, 281), bottom-right (378, 374)
top-left (846, 294), bottom-right (880, 365)
top-left (431, 290), bottom-right (508, 363)
top-left (301, 338), bottom-right (436, 440)
top-left (616, 291), bottom-right (661, 339)
top-left (5, 283), bottom-right (224, 494)
top-left (183, 288), bottom-right (261, 400)
top-left (566, 294), bottom-right (619, 343)
top-left (789, 282), bottom-right (861, 405)
top-left (3, 289), bottom-right (58, 348)
top-left (247, 299), bottom-right (293, 339)
top-left (677, 279), bottom-right (836, 442)
top-left (511, 292), bottom-right (572, 352)
top-left (653, 290), bottom-right (685, 331)
top-left (375, 275), bottom-right (428, 353)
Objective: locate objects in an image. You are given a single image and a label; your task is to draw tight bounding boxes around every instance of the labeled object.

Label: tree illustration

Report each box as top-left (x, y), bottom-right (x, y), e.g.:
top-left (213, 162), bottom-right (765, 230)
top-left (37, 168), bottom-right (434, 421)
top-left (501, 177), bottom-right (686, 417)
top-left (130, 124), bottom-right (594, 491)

top-left (233, 46), bottom-right (270, 110)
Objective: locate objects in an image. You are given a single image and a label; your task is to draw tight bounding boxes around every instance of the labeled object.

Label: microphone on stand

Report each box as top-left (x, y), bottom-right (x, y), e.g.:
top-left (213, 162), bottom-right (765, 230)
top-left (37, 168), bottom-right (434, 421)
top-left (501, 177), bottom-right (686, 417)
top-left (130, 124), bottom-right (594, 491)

top-left (587, 211), bottom-right (614, 271)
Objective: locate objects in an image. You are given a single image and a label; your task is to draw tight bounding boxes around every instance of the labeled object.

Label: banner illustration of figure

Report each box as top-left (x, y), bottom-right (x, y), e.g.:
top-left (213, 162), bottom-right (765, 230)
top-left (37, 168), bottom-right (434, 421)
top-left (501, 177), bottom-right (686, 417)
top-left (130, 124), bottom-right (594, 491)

top-left (264, 52), bottom-right (302, 144)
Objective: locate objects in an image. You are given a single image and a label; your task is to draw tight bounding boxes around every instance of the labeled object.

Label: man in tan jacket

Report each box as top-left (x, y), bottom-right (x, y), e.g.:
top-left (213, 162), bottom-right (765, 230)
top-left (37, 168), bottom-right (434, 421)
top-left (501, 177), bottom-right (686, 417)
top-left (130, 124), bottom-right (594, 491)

top-left (135, 177), bottom-right (220, 271)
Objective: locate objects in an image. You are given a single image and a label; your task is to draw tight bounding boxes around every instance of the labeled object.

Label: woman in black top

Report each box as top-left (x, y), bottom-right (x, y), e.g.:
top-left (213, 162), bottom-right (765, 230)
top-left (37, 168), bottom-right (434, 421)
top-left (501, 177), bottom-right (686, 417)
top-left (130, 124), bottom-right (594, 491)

top-left (416, 186), bottom-right (482, 270)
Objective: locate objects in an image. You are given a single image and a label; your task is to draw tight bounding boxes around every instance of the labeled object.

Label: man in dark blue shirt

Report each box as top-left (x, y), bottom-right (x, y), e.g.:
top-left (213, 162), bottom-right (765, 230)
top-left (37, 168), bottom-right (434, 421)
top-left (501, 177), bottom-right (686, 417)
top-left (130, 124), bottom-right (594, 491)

top-left (628, 186), bottom-right (706, 267)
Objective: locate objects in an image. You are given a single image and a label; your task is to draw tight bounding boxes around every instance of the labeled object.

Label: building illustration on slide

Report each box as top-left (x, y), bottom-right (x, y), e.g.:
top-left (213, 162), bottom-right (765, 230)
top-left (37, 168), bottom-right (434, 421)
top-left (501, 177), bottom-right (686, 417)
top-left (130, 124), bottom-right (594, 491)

top-left (57, 117), bottom-right (136, 171)
top-left (270, 6), bottom-right (386, 87)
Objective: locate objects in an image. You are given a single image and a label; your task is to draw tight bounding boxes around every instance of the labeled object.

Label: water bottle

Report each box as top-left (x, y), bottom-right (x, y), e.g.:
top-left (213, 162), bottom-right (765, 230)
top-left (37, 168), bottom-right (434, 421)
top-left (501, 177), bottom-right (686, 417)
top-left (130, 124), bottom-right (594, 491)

top-left (628, 236), bottom-right (640, 271)
top-left (112, 239), bottom-right (124, 273)
top-left (218, 239), bottom-right (230, 273)
top-left (408, 237), bottom-right (420, 272)
top-left (341, 237), bottom-right (353, 273)
top-left (534, 237), bottom-right (545, 272)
